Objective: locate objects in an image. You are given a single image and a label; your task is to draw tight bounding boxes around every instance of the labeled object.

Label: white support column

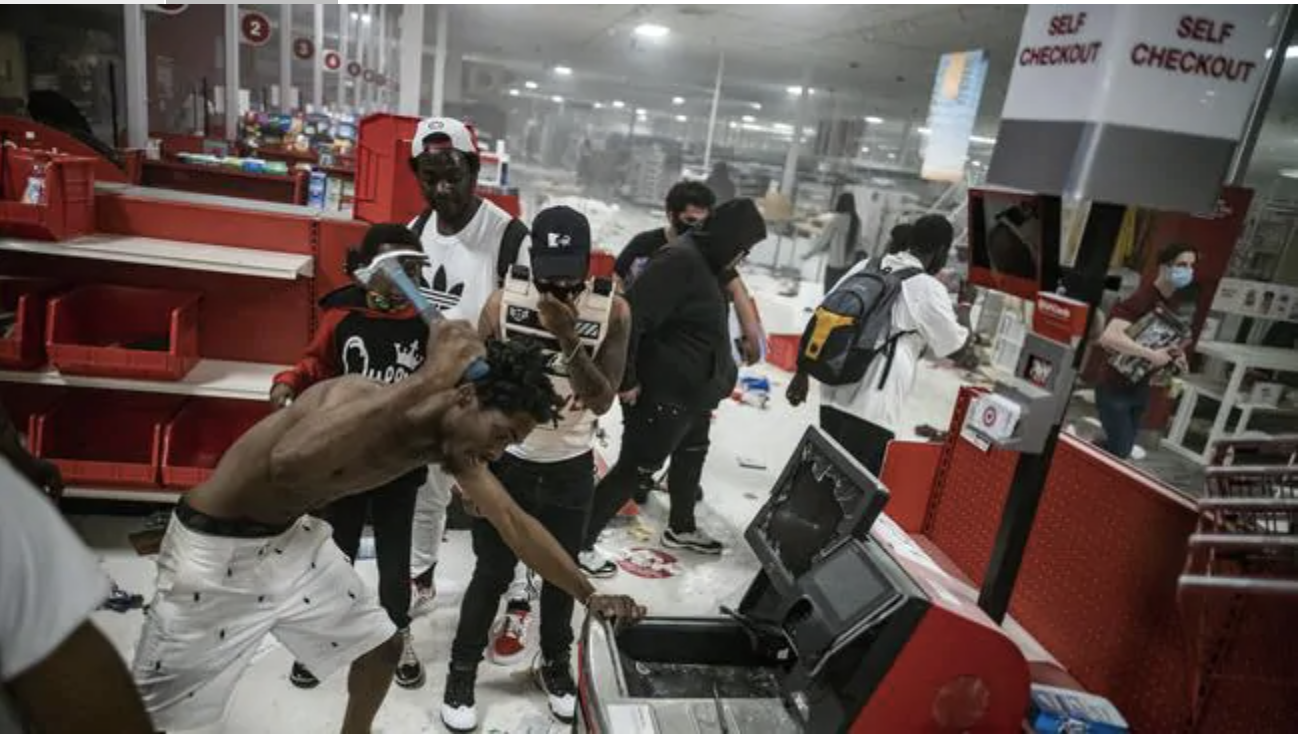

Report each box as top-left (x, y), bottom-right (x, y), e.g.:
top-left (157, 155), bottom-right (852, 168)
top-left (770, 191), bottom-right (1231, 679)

top-left (781, 66), bottom-right (813, 198)
top-left (703, 50), bottom-right (725, 171)
top-left (398, 5), bottom-right (424, 116)
top-left (279, 4), bottom-right (292, 111)
top-left (354, 4), bottom-right (368, 111)
top-left (339, 3), bottom-right (349, 109)
top-left (377, 4), bottom-right (387, 110)
top-left (123, 5), bottom-right (148, 148)
top-left (431, 4), bottom-right (448, 116)
top-left (312, 4), bottom-right (324, 110)
top-left (223, 4), bottom-right (240, 140)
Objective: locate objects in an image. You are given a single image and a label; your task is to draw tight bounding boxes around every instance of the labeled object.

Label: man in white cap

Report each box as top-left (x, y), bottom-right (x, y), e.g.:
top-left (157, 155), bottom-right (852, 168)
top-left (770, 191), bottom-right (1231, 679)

top-left (405, 117), bottom-right (529, 618)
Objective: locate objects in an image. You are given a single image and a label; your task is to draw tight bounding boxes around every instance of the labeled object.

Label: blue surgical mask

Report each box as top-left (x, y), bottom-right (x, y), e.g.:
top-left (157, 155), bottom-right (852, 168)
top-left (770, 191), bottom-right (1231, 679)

top-left (1168, 264), bottom-right (1194, 290)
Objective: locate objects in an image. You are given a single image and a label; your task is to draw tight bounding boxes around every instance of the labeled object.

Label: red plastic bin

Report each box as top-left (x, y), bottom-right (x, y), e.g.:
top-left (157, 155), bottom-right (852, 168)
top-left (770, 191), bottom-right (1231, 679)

top-left (0, 383), bottom-right (65, 456)
top-left (765, 333), bottom-right (800, 372)
top-left (34, 391), bottom-right (185, 488)
top-left (0, 276), bottom-right (61, 369)
top-left (162, 398), bottom-right (270, 489)
top-left (0, 148), bottom-right (96, 241)
top-left (354, 113), bottom-right (424, 225)
top-left (46, 285), bottom-right (202, 381)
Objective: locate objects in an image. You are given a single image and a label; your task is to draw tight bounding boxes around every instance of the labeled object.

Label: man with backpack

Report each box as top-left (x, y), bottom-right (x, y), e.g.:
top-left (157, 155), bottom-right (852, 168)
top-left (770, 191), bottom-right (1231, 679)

top-left (406, 117), bottom-right (529, 615)
top-left (786, 215), bottom-right (972, 476)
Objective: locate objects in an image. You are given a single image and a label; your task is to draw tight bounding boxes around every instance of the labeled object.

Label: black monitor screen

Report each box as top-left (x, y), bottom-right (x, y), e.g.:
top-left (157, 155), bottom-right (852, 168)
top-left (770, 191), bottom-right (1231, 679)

top-left (967, 188), bottom-right (1061, 301)
top-left (745, 427), bottom-right (889, 590)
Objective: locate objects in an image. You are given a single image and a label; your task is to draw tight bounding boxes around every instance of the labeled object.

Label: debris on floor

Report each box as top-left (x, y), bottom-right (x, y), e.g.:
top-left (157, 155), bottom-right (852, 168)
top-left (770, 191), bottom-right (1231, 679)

top-left (100, 581), bottom-right (145, 613)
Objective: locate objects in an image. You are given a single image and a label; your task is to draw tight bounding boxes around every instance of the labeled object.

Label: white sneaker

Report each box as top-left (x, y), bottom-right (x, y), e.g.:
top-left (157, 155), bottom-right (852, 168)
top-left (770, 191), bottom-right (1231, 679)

top-left (662, 527), bottom-right (723, 555)
top-left (487, 603), bottom-right (532, 667)
top-left (505, 567), bottom-right (540, 605)
top-left (410, 579), bottom-right (436, 618)
top-left (1130, 445), bottom-right (1147, 460)
top-left (533, 655), bottom-right (577, 723)
top-left (578, 549), bottom-right (617, 578)
top-left (440, 665), bottom-right (478, 732)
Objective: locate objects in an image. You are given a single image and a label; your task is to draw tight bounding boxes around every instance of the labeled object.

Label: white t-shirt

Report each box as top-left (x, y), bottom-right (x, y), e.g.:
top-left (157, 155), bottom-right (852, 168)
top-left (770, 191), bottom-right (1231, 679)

top-left (0, 464), bottom-right (110, 731)
top-left (410, 199), bottom-right (526, 323)
top-left (820, 252), bottom-right (969, 430)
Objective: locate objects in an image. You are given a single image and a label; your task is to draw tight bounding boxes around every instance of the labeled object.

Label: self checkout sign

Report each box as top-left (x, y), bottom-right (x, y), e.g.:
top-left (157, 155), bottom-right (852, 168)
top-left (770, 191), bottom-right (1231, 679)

top-left (240, 10), bottom-right (272, 47)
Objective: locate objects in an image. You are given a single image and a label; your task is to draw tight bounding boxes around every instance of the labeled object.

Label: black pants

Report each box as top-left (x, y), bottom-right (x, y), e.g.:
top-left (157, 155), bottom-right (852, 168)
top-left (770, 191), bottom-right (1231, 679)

top-left (1095, 382), bottom-right (1151, 460)
top-left (820, 405), bottom-right (894, 477)
top-left (585, 398), bottom-right (711, 546)
top-left (450, 451), bottom-right (595, 666)
top-left (324, 472), bottom-right (421, 631)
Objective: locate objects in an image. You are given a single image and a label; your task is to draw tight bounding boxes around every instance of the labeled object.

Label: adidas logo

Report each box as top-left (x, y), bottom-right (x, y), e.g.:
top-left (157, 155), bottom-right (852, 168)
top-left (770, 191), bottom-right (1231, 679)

top-left (419, 265), bottom-right (465, 311)
top-left (394, 339), bottom-right (423, 371)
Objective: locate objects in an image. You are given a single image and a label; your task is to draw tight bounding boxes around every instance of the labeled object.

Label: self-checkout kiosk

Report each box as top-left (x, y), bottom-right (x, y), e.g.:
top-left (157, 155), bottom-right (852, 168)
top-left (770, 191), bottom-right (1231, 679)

top-left (576, 427), bottom-right (1030, 734)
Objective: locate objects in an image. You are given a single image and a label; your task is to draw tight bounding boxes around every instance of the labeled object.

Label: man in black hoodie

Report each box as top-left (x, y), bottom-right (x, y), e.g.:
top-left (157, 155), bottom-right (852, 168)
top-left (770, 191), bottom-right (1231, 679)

top-left (582, 198), bottom-right (767, 556)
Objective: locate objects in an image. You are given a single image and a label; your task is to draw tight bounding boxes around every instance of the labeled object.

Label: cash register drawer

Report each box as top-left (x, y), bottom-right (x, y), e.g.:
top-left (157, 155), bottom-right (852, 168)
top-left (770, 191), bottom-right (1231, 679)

top-left (615, 618), bottom-right (788, 699)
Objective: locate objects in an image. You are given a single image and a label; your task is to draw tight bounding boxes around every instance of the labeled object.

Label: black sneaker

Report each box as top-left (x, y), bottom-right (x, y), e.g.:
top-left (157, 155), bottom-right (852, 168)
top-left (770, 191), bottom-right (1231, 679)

top-left (440, 664), bottom-right (479, 732)
top-left (289, 661), bottom-right (320, 689)
top-left (662, 527), bottom-right (723, 555)
top-left (534, 655), bottom-right (577, 723)
top-left (395, 628), bottom-right (426, 689)
top-left (578, 548), bottom-right (618, 578)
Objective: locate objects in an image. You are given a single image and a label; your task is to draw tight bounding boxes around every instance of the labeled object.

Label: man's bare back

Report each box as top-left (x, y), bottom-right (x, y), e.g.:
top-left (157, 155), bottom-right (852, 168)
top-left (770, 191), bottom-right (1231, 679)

top-left (186, 375), bottom-right (446, 525)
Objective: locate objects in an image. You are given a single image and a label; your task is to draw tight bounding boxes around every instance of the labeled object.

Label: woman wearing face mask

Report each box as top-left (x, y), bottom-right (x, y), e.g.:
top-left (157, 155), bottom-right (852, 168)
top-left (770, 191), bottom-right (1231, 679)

top-left (1094, 243), bottom-right (1198, 460)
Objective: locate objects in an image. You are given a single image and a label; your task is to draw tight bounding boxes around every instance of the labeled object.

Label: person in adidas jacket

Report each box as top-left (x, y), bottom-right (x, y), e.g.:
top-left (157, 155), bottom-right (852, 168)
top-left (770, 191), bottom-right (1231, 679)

top-left (787, 215), bottom-right (972, 476)
top-left (405, 117), bottom-right (529, 613)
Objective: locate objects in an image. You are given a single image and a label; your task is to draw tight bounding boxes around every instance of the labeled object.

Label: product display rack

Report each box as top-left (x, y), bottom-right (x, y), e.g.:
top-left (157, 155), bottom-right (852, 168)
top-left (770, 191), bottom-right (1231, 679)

top-left (0, 184), bottom-right (336, 501)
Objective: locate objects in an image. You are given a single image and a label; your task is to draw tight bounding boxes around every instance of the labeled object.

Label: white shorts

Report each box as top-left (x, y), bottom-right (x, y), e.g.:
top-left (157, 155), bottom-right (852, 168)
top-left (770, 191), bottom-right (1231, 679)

top-left (132, 515), bottom-right (396, 731)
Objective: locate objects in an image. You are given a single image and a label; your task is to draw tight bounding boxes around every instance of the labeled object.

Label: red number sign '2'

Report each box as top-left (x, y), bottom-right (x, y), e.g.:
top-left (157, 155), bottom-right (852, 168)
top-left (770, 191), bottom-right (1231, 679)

top-left (240, 11), bottom-right (271, 46)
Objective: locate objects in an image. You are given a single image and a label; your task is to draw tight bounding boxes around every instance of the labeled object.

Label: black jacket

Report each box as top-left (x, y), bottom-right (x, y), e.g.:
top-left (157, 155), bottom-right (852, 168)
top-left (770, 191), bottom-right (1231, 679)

top-left (622, 234), bottom-right (737, 409)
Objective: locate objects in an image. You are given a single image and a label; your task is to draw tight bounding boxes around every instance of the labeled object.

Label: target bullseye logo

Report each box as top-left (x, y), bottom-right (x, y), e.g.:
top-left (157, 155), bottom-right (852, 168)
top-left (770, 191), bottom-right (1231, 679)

top-left (981, 406), bottom-right (998, 428)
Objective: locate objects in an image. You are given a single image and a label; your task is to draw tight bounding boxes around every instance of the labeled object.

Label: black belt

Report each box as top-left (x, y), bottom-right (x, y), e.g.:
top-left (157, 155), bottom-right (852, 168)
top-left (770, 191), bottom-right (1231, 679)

top-left (175, 497), bottom-right (295, 539)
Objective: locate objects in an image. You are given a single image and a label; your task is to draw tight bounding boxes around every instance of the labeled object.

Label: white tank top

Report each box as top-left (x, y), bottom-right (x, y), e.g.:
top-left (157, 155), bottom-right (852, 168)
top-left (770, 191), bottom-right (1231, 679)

top-left (409, 200), bottom-right (524, 323)
top-left (501, 272), bottom-right (614, 463)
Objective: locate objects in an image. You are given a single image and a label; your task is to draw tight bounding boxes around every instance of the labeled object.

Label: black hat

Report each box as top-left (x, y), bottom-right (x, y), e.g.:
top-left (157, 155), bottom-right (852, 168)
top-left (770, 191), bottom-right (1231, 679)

top-left (696, 198), bottom-right (767, 274)
top-left (529, 206), bottom-right (592, 281)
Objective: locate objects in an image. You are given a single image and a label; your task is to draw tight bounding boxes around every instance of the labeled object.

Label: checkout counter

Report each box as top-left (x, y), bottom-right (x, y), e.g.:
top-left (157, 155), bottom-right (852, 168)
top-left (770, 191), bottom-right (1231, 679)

top-left (577, 427), bottom-right (1032, 733)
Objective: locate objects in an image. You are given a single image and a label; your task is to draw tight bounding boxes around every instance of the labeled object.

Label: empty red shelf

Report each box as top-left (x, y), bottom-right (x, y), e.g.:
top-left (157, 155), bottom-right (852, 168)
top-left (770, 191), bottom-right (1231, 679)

top-left (46, 284), bottom-right (201, 381)
top-left (162, 398), bottom-right (270, 489)
top-left (0, 276), bottom-right (61, 369)
top-left (35, 390), bottom-right (185, 488)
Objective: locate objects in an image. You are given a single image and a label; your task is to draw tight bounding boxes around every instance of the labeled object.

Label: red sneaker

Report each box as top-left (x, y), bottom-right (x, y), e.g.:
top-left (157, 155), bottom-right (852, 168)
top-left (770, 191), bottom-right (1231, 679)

top-left (488, 602), bottom-right (531, 666)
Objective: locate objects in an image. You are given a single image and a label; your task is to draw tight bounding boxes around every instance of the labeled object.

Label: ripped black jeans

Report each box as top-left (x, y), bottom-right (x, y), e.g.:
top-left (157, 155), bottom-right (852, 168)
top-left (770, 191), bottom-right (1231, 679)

top-left (584, 398), bottom-right (712, 546)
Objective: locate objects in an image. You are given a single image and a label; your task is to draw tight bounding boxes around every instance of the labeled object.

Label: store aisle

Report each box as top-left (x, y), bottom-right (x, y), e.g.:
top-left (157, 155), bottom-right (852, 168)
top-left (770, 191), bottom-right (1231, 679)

top-left (61, 263), bottom-right (970, 733)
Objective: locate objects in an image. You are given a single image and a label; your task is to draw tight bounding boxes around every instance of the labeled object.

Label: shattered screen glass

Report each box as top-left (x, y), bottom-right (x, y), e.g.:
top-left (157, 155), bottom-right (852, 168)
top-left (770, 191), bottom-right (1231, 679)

top-left (760, 440), bottom-right (882, 579)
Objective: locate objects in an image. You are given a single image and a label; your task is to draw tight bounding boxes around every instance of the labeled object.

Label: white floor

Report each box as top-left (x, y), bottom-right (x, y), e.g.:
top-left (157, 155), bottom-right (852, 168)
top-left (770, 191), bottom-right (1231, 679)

top-left (66, 204), bottom-right (974, 733)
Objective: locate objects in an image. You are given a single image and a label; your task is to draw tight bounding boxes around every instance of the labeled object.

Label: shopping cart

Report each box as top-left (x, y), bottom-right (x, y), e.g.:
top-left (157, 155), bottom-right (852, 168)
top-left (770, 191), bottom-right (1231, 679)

top-left (1178, 455), bottom-right (1298, 733)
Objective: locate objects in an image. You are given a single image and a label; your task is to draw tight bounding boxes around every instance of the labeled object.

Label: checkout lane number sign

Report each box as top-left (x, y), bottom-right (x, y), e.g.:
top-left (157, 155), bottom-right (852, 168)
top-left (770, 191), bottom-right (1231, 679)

top-left (240, 10), bottom-right (272, 46)
top-left (323, 50), bottom-right (342, 73)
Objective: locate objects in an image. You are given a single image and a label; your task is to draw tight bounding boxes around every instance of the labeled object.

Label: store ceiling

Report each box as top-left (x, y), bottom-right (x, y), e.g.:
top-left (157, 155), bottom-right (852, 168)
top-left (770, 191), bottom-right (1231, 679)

top-left (437, 4), bottom-right (1026, 136)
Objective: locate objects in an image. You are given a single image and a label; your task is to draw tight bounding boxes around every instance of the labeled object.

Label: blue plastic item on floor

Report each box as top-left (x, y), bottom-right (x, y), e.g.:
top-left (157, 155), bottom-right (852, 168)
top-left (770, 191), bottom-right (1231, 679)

top-left (1028, 684), bottom-right (1129, 734)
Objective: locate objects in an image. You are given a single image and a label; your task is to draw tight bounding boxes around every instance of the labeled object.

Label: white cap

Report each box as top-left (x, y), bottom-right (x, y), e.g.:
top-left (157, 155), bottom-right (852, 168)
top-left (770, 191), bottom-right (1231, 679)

top-left (411, 117), bottom-right (480, 159)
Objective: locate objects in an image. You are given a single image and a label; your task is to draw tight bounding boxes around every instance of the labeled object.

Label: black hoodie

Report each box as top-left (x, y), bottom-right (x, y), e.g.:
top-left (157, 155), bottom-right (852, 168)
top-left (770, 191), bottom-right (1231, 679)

top-left (622, 199), bottom-right (766, 408)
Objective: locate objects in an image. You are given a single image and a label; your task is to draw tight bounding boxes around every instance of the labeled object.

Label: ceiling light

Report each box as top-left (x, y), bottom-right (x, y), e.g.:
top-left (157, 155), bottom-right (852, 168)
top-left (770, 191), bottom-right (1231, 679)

top-left (918, 126), bottom-right (932, 134)
top-left (971, 160), bottom-right (982, 168)
top-left (741, 114), bottom-right (755, 123)
top-left (675, 114), bottom-right (687, 122)
top-left (634, 23), bottom-right (670, 39)
top-left (361, 13), bottom-right (372, 23)
top-left (1281, 168), bottom-right (1298, 179)
top-left (349, 11), bottom-right (358, 21)
top-left (865, 116), bottom-right (884, 124)
top-left (970, 135), bottom-right (997, 145)
top-left (612, 100), bottom-right (625, 109)
top-left (750, 102), bottom-right (762, 110)
top-left (786, 86), bottom-right (803, 96)
top-left (1288, 46), bottom-right (1298, 58)
top-left (860, 146), bottom-right (870, 153)
top-left (672, 96), bottom-right (685, 105)
top-left (593, 102), bottom-right (604, 109)
top-left (551, 95), bottom-right (564, 103)
top-left (524, 81), bottom-right (538, 90)
top-left (636, 107), bottom-right (647, 115)
top-left (554, 65), bottom-right (573, 76)
top-left (508, 89), bottom-right (520, 97)
top-left (888, 153), bottom-right (897, 160)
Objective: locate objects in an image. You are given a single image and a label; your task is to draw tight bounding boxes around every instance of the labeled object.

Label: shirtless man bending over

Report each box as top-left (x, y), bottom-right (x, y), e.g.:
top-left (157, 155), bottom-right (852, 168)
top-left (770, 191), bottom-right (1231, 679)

top-left (131, 321), bottom-right (643, 733)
